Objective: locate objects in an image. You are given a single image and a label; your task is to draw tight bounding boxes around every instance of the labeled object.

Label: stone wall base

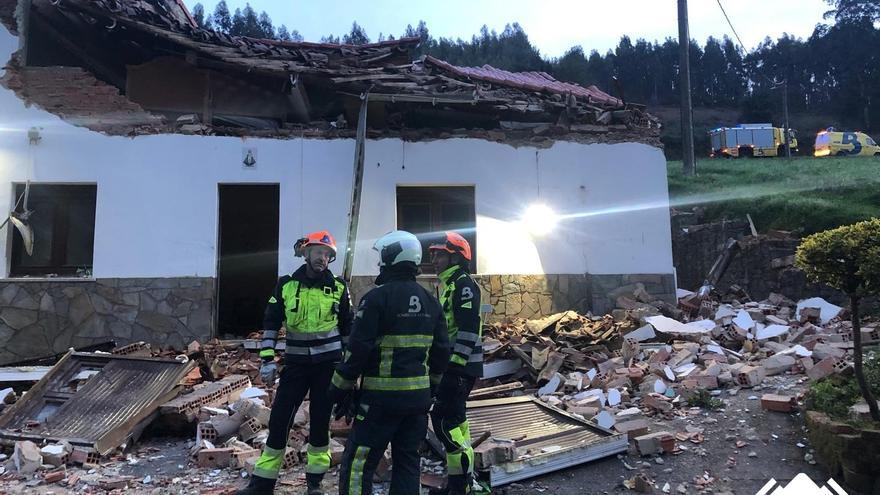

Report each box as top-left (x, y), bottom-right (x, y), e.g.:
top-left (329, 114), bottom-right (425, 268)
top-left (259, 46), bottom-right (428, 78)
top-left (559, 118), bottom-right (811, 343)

top-left (0, 272), bottom-right (676, 365)
top-left (0, 278), bottom-right (214, 365)
top-left (350, 273), bottom-right (676, 321)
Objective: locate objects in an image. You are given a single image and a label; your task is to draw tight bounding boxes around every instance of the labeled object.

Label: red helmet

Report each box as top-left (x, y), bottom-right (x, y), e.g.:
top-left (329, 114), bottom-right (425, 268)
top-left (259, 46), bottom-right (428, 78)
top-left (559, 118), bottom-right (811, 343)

top-left (428, 231), bottom-right (472, 261)
top-left (294, 231), bottom-right (337, 258)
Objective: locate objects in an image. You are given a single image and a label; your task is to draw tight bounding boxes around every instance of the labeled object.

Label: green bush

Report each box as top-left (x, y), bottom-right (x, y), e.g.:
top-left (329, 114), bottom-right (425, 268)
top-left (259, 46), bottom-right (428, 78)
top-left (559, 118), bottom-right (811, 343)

top-left (808, 353), bottom-right (880, 420)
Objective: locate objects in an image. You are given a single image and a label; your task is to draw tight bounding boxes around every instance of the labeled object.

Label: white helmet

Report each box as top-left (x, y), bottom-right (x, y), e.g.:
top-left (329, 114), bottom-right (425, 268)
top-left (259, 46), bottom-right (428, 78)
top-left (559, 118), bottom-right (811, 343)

top-left (373, 230), bottom-right (422, 267)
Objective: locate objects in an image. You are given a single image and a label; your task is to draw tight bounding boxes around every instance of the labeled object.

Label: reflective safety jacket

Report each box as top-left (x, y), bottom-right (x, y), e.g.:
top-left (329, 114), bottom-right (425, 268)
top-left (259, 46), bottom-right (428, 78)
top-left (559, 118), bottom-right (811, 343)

top-left (260, 265), bottom-right (353, 364)
top-left (331, 271), bottom-right (450, 412)
top-left (437, 265), bottom-right (483, 378)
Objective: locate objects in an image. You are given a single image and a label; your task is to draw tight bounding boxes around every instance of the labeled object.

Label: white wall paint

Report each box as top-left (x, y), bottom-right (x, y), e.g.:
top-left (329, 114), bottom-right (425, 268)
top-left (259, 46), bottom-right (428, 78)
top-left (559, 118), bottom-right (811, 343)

top-left (0, 28), bottom-right (673, 280)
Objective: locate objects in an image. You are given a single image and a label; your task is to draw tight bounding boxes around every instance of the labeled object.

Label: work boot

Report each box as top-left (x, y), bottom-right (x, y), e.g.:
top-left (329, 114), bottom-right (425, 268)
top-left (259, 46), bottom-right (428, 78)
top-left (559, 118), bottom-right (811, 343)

top-left (305, 473), bottom-right (325, 495)
top-left (235, 474), bottom-right (276, 495)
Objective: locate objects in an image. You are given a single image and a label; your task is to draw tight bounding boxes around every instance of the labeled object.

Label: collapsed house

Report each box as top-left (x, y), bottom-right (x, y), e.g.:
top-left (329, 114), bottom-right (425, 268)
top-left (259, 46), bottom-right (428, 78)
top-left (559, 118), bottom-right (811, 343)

top-left (0, 0), bottom-right (671, 365)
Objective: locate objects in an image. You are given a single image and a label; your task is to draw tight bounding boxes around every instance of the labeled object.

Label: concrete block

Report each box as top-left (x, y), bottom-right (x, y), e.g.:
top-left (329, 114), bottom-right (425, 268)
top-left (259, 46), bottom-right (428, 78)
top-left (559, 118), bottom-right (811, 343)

top-left (763, 354), bottom-right (797, 376)
top-left (614, 419), bottom-right (650, 440)
top-left (735, 365), bottom-right (765, 388)
top-left (813, 343), bottom-right (845, 361)
top-left (13, 441), bottom-right (42, 473)
top-left (634, 431), bottom-right (675, 456)
top-left (474, 439), bottom-right (516, 468)
top-left (569, 405), bottom-right (599, 418)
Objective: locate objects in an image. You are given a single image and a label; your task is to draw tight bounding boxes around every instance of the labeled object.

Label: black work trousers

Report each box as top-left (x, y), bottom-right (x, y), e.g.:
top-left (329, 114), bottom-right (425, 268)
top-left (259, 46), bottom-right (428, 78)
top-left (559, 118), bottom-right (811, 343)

top-left (265, 362), bottom-right (334, 452)
top-left (338, 403), bottom-right (427, 495)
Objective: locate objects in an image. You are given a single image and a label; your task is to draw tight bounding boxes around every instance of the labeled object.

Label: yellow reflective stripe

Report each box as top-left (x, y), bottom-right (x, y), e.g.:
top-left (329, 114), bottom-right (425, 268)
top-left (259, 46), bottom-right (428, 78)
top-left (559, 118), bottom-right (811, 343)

top-left (253, 446), bottom-right (285, 479)
top-left (447, 451), bottom-right (465, 475)
top-left (379, 334), bottom-right (433, 348)
top-left (349, 445), bottom-right (371, 495)
top-left (446, 420), bottom-right (474, 475)
top-left (306, 443), bottom-right (331, 474)
top-left (451, 354), bottom-right (467, 366)
top-left (379, 347), bottom-right (393, 377)
top-left (362, 375), bottom-right (429, 391)
top-left (259, 349), bottom-right (276, 358)
top-left (332, 372), bottom-right (355, 389)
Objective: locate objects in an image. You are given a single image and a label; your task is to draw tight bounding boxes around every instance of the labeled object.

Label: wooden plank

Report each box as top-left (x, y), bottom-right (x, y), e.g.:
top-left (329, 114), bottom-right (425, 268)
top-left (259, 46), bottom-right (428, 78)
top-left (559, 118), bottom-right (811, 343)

top-left (469, 382), bottom-right (523, 399)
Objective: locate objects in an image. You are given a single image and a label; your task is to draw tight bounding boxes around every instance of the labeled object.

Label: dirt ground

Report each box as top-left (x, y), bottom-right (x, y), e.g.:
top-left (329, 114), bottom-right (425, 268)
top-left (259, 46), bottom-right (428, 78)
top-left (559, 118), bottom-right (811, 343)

top-left (0, 375), bottom-right (845, 495)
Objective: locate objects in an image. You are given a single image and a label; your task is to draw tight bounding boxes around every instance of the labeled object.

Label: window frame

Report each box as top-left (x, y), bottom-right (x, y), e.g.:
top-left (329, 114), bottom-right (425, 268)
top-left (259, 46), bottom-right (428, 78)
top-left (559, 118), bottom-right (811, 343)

top-left (8, 183), bottom-right (98, 278)
top-left (395, 185), bottom-right (476, 274)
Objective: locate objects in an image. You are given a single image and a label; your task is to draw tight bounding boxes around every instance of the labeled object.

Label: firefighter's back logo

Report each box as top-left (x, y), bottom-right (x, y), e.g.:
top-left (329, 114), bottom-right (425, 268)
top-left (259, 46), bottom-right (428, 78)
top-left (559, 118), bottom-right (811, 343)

top-left (756, 473), bottom-right (847, 495)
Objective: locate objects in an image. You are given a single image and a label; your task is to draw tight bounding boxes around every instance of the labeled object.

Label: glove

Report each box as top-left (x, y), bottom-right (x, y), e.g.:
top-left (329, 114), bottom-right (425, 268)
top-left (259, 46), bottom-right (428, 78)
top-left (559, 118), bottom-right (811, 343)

top-left (328, 385), bottom-right (354, 421)
top-left (260, 361), bottom-right (278, 385)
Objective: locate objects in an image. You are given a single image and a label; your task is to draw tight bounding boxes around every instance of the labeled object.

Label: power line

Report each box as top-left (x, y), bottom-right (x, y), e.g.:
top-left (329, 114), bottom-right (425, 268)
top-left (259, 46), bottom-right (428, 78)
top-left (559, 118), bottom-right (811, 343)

top-left (715, 0), bottom-right (780, 87)
top-left (715, 0), bottom-right (748, 54)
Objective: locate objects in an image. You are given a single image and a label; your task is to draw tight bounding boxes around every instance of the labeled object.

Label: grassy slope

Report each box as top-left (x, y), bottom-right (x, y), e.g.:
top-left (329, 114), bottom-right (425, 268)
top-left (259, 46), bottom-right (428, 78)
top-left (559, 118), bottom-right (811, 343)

top-left (667, 156), bottom-right (880, 234)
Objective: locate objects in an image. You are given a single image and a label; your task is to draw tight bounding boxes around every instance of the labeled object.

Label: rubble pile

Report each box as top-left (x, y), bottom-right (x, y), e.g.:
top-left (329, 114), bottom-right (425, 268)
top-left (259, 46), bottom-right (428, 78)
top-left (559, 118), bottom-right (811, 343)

top-left (472, 289), bottom-right (871, 486)
top-left (0, 285), bottom-right (873, 492)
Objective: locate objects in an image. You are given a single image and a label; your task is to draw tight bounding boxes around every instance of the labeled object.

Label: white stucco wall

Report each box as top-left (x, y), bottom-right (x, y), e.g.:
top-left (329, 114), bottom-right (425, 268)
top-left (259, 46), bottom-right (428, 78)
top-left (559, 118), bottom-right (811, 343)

top-left (0, 27), bottom-right (673, 280)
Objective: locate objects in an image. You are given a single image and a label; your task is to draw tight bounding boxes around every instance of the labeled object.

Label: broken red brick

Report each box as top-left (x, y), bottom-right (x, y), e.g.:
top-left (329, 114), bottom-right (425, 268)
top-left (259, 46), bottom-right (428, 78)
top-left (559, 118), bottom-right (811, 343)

top-left (43, 471), bottom-right (65, 484)
top-left (644, 393), bottom-right (673, 413)
top-left (761, 394), bottom-right (797, 413)
top-left (807, 357), bottom-right (840, 381)
top-left (98, 477), bottom-right (133, 490)
top-left (197, 448), bottom-right (234, 469)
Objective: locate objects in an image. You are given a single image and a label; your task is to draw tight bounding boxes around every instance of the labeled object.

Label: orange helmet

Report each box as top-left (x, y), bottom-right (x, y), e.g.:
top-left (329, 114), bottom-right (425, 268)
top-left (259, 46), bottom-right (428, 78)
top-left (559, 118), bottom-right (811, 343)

top-left (294, 231), bottom-right (337, 258)
top-left (428, 231), bottom-right (472, 261)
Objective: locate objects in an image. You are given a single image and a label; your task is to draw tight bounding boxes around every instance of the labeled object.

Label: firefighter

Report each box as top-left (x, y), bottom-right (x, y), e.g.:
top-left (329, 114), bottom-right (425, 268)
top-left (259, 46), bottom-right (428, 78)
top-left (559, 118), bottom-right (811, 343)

top-left (237, 231), bottom-right (353, 495)
top-left (428, 232), bottom-right (483, 494)
top-left (328, 230), bottom-right (450, 495)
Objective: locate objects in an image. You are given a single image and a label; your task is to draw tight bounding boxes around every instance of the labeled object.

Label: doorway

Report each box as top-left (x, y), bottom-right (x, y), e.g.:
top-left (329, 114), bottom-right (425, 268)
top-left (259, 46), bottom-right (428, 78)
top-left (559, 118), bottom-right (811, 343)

top-left (217, 184), bottom-right (280, 337)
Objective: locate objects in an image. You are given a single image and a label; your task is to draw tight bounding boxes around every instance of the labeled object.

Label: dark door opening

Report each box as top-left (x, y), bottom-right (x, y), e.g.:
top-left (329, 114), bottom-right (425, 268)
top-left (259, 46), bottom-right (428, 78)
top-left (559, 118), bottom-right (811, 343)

top-left (217, 184), bottom-right (280, 337)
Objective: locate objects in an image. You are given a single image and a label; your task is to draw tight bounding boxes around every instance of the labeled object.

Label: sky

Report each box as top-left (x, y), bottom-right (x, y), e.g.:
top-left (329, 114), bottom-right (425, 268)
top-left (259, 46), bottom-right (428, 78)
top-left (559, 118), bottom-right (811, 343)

top-left (183, 0), bottom-right (832, 58)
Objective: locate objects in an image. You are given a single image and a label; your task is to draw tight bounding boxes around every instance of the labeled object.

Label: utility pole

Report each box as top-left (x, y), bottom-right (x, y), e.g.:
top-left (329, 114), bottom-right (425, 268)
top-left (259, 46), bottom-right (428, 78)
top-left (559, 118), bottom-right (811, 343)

top-left (678, 0), bottom-right (696, 176)
top-left (782, 80), bottom-right (792, 161)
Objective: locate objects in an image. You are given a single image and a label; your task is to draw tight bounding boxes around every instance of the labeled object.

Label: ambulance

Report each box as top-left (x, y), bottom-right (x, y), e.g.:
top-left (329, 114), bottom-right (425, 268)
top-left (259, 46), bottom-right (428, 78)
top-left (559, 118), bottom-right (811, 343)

top-left (813, 127), bottom-right (880, 157)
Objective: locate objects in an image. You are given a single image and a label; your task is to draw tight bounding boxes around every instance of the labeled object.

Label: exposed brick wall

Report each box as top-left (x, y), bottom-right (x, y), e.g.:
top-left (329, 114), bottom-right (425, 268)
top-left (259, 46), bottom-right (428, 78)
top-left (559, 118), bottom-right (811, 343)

top-left (0, 64), bottom-right (165, 134)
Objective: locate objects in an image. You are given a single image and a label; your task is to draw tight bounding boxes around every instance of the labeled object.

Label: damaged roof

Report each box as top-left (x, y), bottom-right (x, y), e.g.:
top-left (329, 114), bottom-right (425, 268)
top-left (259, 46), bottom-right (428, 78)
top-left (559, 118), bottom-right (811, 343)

top-left (2, 0), bottom-right (660, 144)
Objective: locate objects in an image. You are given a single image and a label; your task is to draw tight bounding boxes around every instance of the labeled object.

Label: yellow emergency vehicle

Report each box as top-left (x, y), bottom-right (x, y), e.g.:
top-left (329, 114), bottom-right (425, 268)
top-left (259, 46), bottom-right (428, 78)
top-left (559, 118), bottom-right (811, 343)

top-left (813, 128), bottom-right (880, 157)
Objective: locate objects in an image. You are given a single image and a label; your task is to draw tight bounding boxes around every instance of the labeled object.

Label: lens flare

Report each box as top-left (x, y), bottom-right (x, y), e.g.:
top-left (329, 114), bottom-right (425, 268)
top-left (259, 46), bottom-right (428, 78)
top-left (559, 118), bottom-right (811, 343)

top-left (522, 204), bottom-right (558, 236)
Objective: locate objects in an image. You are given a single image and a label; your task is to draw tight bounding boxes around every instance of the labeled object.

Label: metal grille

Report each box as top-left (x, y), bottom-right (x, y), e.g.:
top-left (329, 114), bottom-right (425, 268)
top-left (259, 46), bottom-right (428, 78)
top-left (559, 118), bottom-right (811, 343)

top-left (0, 352), bottom-right (192, 454)
top-left (467, 396), bottom-right (628, 486)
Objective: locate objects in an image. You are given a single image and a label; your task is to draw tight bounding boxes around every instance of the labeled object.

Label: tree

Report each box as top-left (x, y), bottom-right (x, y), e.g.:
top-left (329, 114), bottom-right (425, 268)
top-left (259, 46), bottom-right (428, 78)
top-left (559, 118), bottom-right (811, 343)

top-left (230, 8), bottom-right (245, 36)
top-left (191, 3), bottom-right (206, 27)
top-left (343, 22), bottom-right (370, 45)
top-left (258, 12), bottom-right (274, 39)
top-left (211, 0), bottom-right (231, 34)
top-left (824, 0), bottom-right (880, 23)
top-left (796, 218), bottom-right (880, 422)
